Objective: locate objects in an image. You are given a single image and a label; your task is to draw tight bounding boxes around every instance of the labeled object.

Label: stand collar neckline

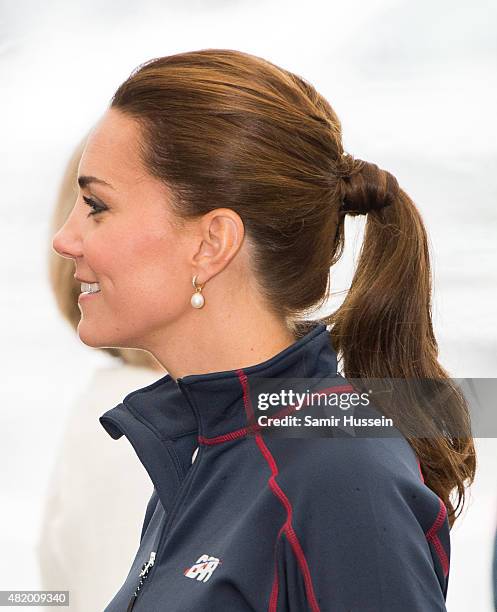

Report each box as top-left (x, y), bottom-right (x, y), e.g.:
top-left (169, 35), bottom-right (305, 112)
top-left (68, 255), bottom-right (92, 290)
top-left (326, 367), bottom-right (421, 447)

top-left (99, 321), bottom-right (338, 510)
top-left (100, 321), bottom-right (337, 444)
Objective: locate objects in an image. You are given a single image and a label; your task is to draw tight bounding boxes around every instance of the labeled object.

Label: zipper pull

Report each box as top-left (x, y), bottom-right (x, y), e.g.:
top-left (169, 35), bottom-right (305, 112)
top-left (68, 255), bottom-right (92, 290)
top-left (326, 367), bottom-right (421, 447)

top-left (126, 551), bottom-right (156, 612)
top-left (139, 551), bottom-right (156, 577)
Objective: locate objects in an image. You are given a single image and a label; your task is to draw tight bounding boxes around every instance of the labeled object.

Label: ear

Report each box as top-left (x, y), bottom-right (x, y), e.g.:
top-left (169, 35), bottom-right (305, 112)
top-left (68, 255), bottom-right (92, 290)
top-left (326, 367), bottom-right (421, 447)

top-left (191, 208), bottom-right (245, 281)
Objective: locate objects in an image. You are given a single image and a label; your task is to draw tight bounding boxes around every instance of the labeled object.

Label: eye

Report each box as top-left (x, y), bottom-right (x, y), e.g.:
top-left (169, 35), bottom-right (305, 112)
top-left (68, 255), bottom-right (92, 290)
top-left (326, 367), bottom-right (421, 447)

top-left (83, 195), bottom-right (108, 217)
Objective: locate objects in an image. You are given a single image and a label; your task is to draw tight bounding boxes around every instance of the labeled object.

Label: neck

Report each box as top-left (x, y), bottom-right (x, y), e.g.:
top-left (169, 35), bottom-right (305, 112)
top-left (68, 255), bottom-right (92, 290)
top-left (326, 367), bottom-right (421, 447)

top-left (144, 310), bottom-right (297, 381)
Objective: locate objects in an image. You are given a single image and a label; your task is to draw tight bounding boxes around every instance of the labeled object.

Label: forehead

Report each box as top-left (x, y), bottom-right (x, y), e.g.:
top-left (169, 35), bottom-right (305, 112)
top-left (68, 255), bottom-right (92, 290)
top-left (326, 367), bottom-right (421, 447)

top-left (79, 108), bottom-right (149, 187)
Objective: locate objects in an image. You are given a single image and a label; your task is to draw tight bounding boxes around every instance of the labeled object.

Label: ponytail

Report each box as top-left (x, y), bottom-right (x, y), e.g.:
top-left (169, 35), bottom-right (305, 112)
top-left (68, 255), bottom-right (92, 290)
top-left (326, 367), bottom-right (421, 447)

top-left (321, 158), bottom-right (476, 528)
top-left (108, 48), bottom-right (475, 528)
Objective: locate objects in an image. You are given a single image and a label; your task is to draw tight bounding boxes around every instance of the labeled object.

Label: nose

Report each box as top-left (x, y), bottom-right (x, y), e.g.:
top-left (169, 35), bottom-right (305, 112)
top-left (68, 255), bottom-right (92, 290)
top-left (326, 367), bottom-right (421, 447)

top-left (52, 213), bottom-right (83, 260)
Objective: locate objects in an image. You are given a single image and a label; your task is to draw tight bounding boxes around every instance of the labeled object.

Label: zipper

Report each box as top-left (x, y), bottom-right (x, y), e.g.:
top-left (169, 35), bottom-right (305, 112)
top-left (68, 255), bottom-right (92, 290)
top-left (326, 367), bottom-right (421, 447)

top-left (126, 551), bottom-right (156, 612)
top-left (124, 378), bottom-right (203, 610)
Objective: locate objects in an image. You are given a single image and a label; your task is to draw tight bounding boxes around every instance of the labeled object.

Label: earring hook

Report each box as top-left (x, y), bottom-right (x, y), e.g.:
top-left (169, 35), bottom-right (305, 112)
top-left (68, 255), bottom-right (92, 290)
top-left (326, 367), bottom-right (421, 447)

top-left (192, 275), bottom-right (204, 291)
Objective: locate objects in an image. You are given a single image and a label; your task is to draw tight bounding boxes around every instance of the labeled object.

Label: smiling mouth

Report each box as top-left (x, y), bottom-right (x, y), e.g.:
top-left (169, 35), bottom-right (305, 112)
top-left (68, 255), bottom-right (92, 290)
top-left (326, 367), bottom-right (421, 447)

top-left (81, 282), bottom-right (101, 294)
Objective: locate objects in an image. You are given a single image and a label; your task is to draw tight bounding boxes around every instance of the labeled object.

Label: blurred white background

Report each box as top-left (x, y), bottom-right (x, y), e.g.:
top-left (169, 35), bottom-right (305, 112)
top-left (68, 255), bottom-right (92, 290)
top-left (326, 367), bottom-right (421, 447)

top-left (1, 0), bottom-right (496, 610)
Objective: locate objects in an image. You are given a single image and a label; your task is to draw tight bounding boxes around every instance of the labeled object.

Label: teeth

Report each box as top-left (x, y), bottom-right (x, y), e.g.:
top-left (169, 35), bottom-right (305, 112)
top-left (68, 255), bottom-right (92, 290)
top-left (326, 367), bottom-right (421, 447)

top-left (81, 282), bottom-right (100, 294)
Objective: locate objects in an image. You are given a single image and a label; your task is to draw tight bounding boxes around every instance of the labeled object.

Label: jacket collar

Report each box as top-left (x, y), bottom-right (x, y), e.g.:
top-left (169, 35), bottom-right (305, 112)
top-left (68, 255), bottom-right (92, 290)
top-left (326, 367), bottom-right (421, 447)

top-left (175, 321), bottom-right (337, 442)
top-left (99, 322), bottom-right (337, 507)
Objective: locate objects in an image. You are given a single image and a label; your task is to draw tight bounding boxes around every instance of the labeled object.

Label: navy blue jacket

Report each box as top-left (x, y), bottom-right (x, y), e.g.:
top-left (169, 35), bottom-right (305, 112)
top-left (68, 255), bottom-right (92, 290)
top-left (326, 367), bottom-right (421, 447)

top-left (99, 322), bottom-right (450, 611)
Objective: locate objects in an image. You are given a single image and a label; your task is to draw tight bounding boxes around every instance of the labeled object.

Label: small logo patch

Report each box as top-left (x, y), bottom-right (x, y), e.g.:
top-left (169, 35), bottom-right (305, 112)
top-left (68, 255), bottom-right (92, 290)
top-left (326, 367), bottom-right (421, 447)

top-left (184, 554), bottom-right (222, 582)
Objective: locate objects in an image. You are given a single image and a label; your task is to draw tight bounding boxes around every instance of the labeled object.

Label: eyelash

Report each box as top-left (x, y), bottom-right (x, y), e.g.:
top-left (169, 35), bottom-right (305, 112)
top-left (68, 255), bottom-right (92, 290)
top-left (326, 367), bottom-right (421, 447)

top-left (83, 195), bottom-right (107, 217)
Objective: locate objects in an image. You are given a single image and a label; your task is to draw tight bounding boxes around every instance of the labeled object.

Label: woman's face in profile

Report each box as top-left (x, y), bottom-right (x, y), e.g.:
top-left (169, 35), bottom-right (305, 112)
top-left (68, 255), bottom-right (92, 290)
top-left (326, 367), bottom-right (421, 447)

top-left (52, 108), bottom-right (194, 351)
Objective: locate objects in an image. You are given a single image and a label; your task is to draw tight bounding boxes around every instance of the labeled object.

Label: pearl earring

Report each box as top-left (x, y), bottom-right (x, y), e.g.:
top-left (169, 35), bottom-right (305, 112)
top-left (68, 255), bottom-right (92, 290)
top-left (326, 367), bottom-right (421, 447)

top-left (190, 275), bottom-right (205, 309)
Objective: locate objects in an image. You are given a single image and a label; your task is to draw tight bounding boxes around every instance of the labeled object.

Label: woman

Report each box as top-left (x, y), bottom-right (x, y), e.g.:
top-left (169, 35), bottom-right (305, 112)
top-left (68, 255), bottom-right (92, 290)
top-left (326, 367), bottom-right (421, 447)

top-left (52, 49), bottom-right (476, 611)
top-left (38, 135), bottom-right (164, 611)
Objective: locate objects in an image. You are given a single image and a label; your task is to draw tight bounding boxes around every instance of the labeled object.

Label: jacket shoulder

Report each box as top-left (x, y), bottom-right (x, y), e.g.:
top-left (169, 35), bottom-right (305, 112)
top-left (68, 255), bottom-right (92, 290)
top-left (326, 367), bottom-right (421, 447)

top-left (266, 436), bottom-right (442, 531)
top-left (262, 436), bottom-right (450, 608)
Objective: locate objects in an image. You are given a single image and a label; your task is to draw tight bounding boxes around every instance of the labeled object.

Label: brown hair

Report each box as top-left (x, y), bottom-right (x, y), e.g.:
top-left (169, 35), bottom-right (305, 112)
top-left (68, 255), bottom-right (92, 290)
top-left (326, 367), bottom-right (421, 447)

top-left (47, 135), bottom-right (163, 371)
top-left (110, 48), bottom-right (476, 526)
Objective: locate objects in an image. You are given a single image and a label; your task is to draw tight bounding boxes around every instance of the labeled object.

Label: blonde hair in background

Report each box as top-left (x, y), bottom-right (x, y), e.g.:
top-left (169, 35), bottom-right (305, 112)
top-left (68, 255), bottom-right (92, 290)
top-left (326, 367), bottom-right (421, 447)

top-left (47, 134), bottom-right (163, 371)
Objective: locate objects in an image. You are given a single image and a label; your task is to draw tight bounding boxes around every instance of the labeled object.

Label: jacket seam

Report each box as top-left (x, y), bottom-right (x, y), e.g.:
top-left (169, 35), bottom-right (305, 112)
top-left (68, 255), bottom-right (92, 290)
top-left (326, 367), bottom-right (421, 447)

top-left (198, 427), bottom-right (250, 445)
top-left (417, 459), bottom-right (450, 578)
top-left (165, 442), bottom-right (185, 481)
top-left (425, 497), bottom-right (450, 577)
top-left (237, 369), bottom-right (321, 612)
top-left (198, 382), bottom-right (353, 446)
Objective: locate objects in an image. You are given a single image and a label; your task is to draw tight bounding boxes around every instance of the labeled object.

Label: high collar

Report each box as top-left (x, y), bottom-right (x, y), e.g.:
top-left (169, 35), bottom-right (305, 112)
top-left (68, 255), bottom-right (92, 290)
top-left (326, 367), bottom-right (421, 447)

top-left (99, 321), bottom-right (337, 507)
top-left (176, 321), bottom-right (338, 441)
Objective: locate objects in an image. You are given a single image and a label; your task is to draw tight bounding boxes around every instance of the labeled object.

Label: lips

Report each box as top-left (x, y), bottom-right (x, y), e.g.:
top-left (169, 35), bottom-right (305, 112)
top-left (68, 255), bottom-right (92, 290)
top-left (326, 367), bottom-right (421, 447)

top-left (75, 275), bottom-right (98, 283)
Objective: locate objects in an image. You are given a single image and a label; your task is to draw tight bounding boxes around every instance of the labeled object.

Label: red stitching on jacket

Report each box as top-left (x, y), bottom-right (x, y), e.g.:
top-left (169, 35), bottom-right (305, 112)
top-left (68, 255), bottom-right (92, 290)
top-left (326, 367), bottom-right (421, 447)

top-left (197, 384), bottom-right (354, 447)
top-left (417, 460), bottom-right (450, 577)
top-left (417, 458), bottom-right (425, 483)
top-left (425, 497), bottom-right (450, 577)
top-left (198, 427), bottom-right (249, 445)
top-left (237, 370), bottom-right (321, 612)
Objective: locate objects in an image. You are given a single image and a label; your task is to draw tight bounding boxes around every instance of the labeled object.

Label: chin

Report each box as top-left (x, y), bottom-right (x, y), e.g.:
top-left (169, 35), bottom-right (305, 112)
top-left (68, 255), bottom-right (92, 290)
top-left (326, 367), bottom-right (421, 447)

top-left (77, 321), bottom-right (134, 350)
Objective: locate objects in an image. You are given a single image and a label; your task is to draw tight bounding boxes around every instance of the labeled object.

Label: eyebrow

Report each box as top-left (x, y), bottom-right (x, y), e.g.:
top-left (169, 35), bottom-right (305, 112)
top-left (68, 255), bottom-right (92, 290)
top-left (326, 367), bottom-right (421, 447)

top-left (77, 175), bottom-right (115, 190)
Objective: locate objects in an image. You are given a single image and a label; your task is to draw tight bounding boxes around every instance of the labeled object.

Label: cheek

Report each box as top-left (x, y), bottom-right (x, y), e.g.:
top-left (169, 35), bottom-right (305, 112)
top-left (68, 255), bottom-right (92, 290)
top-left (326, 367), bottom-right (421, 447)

top-left (121, 230), bottom-right (189, 306)
top-left (84, 217), bottom-right (191, 320)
